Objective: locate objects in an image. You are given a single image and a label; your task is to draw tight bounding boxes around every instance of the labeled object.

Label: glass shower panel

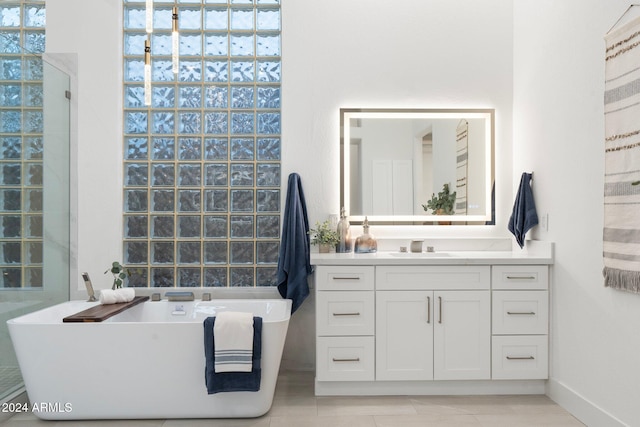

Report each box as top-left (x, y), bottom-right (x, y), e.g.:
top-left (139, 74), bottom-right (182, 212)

top-left (0, 30), bottom-right (71, 401)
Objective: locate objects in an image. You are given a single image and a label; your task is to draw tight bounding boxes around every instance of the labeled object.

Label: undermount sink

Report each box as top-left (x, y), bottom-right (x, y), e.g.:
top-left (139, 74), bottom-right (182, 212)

top-left (388, 251), bottom-right (451, 257)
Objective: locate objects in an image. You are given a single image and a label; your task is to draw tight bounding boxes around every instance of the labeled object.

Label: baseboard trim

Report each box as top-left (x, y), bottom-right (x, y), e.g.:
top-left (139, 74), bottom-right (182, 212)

top-left (316, 378), bottom-right (546, 396)
top-left (547, 379), bottom-right (628, 427)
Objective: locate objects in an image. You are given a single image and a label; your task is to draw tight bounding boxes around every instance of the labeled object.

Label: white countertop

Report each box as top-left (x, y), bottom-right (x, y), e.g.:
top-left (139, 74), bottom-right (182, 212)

top-left (311, 244), bottom-right (554, 266)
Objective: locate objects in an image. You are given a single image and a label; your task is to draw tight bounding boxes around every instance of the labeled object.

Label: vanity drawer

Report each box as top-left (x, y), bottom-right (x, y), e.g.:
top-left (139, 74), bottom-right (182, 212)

top-left (315, 266), bottom-right (374, 291)
top-left (492, 335), bottom-right (548, 380)
top-left (492, 266), bottom-right (548, 290)
top-left (316, 291), bottom-right (375, 336)
top-left (376, 266), bottom-right (490, 291)
top-left (492, 291), bottom-right (548, 335)
top-left (316, 336), bottom-right (375, 381)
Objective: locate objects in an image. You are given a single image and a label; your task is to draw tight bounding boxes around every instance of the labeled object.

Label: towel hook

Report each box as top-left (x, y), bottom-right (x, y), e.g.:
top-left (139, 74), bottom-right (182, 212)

top-left (607, 4), bottom-right (640, 35)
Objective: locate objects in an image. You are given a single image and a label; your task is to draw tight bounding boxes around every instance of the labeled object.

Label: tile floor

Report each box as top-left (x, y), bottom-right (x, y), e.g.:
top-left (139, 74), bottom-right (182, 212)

top-left (0, 367), bottom-right (23, 400)
top-left (0, 371), bottom-right (585, 427)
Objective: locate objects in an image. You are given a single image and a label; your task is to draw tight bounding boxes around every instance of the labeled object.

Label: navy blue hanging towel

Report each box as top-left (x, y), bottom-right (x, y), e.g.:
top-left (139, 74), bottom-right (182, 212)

top-left (204, 316), bottom-right (262, 394)
top-left (508, 172), bottom-right (538, 248)
top-left (276, 173), bottom-right (312, 314)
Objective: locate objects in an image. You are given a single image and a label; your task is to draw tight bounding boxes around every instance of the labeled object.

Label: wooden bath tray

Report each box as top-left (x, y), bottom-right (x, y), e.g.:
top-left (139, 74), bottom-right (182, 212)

top-left (63, 296), bottom-right (149, 323)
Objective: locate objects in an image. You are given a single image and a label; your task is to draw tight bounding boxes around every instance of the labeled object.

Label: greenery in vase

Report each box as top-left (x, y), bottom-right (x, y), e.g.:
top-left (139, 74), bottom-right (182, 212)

top-left (422, 183), bottom-right (457, 215)
top-left (105, 261), bottom-right (128, 290)
top-left (308, 220), bottom-right (340, 246)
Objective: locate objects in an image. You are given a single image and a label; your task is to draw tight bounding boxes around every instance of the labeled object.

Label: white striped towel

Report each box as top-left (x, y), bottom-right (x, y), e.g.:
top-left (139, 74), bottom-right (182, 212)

top-left (213, 311), bottom-right (254, 373)
top-left (604, 12), bottom-right (640, 293)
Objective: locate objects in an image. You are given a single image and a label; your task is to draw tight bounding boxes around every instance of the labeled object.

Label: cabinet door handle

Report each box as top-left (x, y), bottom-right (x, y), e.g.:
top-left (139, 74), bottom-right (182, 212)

top-left (507, 311), bottom-right (536, 315)
top-left (427, 296), bottom-right (431, 324)
top-left (438, 296), bottom-right (442, 324)
top-left (506, 356), bottom-right (535, 360)
top-left (331, 276), bottom-right (361, 280)
top-left (332, 357), bottom-right (360, 362)
top-left (506, 275), bottom-right (536, 280)
top-left (332, 312), bottom-right (360, 316)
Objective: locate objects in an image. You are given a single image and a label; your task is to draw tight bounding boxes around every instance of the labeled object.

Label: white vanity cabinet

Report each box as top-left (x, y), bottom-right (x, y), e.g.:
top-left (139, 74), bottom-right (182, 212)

top-left (376, 266), bottom-right (491, 381)
top-left (312, 251), bottom-right (552, 396)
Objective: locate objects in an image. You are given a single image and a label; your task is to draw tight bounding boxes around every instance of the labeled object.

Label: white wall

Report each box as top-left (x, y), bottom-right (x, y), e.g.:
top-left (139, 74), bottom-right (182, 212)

top-left (46, 0), bottom-right (123, 296)
top-left (514, 1), bottom-right (640, 425)
top-left (282, 0), bottom-right (514, 239)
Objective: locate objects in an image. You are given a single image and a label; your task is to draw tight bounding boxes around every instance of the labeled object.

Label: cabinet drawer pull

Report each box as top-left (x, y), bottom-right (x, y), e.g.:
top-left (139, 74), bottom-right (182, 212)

top-left (506, 356), bottom-right (535, 360)
top-left (332, 312), bottom-right (361, 316)
top-left (427, 296), bottom-right (431, 324)
top-left (507, 311), bottom-right (536, 315)
top-left (506, 275), bottom-right (536, 280)
top-left (331, 276), bottom-right (361, 280)
top-left (332, 357), bottom-right (360, 362)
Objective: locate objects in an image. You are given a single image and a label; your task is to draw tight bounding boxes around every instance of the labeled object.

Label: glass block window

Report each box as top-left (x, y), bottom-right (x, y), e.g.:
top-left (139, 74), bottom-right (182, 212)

top-left (0, 1), bottom-right (45, 288)
top-left (123, 0), bottom-right (281, 288)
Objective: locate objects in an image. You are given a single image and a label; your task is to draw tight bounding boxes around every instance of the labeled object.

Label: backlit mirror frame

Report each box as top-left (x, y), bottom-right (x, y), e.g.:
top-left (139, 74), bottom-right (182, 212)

top-left (340, 108), bottom-right (495, 225)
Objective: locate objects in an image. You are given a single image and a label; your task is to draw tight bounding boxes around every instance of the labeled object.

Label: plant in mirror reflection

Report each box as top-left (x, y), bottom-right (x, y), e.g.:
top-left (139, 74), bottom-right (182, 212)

top-left (423, 183), bottom-right (457, 215)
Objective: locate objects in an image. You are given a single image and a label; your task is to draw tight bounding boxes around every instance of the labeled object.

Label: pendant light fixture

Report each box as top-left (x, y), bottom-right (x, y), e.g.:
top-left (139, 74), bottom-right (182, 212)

top-left (144, 38), bottom-right (152, 106)
top-left (172, 6), bottom-right (179, 74)
top-left (146, 0), bottom-right (153, 34)
top-left (144, 0), bottom-right (153, 105)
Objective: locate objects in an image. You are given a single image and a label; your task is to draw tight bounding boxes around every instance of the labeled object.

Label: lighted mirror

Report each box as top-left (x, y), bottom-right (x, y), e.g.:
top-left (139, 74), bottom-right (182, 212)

top-left (340, 108), bottom-right (495, 225)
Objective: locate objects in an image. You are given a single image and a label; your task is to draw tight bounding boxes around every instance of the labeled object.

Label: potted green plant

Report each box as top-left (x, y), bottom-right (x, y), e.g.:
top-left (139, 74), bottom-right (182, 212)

top-left (105, 261), bottom-right (128, 289)
top-left (309, 220), bottom-right (340, 253)
top-left (422, 183), bottom-right (457, 223)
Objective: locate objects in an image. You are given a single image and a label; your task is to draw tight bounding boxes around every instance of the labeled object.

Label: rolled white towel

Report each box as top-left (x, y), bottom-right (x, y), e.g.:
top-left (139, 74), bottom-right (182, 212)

top-left (100, 288), bottom-right (135, 305)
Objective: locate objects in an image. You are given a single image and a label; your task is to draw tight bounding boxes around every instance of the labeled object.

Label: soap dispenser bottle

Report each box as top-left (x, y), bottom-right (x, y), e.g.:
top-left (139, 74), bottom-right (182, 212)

top-left (336, 207), bottom-right (352, 253)
top-left (354, 216), bottom-right (377, 253)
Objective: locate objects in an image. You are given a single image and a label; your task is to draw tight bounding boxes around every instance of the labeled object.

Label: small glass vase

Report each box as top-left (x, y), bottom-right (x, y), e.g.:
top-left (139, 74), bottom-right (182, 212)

top-left (336, 207), bottom-right (352, 253)
top-left (354, 217), bottom-right (377, 253)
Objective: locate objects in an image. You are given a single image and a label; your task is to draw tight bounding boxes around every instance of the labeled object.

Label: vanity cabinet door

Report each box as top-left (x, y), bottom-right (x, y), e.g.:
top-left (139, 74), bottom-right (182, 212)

top-left (376, 291), bottom-right (434, 381)
top-left (433, 290), bottom-right (491, 380)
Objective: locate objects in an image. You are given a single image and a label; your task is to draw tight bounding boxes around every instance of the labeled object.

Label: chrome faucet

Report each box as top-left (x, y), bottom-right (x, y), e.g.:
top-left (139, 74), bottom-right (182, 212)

top-left (165, 291), bottom-right (194, 301)
top-left (410, 240), bottom-right (423, 253)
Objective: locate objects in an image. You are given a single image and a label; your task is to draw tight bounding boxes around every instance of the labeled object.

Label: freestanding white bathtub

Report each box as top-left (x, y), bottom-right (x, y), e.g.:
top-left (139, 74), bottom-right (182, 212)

top-left (7, 298), bottom-right (292, 420)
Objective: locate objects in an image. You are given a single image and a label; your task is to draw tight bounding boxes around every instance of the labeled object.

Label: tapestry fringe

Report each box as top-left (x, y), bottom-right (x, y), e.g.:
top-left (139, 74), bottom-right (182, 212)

top-left (603, 267), bottom-right (640, 294)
